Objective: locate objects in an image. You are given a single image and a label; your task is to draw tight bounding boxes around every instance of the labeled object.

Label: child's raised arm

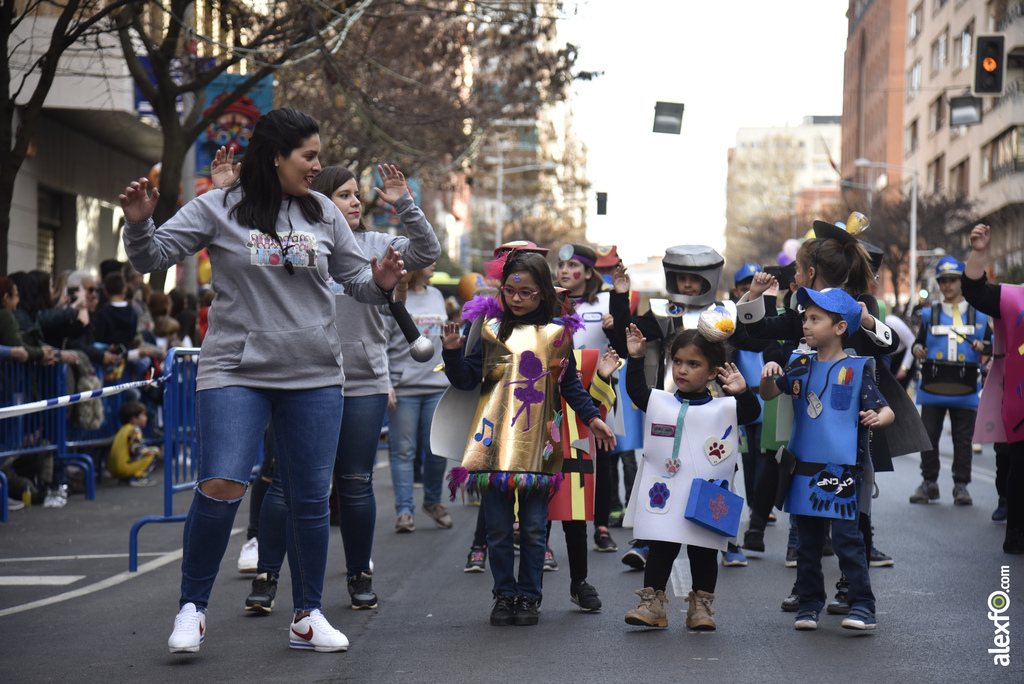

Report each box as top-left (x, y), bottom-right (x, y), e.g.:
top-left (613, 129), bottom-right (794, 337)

top-left (759, 361), bottom-right (783, 401)
top-left (625, 323), bottom-right (646, 358)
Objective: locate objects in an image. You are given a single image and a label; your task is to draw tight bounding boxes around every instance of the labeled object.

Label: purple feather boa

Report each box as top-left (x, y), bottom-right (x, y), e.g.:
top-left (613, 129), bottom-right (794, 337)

top-left (461, 295), bottom-right (503, 323)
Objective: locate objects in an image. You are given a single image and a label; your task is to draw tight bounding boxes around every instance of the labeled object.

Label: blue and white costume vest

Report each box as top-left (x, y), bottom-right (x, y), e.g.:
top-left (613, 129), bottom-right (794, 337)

top-left (783, 352), bottom-right (871, 520)
top-left (734, 349), bottom-right (764, 425)
top-left (917, 301), bottom-right (987, 408)
top-left (631, 390), bottom-right (739, 551)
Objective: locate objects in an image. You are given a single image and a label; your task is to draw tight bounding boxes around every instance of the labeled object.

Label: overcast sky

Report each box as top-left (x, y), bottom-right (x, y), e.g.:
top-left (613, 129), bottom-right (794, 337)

top-left (558, 0), bottom-right (851, 265)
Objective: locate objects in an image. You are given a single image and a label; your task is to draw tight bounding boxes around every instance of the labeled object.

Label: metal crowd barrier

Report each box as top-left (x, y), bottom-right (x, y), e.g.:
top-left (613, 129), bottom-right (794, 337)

top-left (128, 348), bottom-right (200, 571)
top-left (0, 360), bottom-right (98, 522)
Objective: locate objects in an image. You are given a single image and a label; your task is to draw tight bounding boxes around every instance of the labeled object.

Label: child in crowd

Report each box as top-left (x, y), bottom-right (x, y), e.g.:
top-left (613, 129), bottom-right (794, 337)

top-left (109, 400), bottom-right (161, 487)
top-left (441, 250), bottom-right (616, 626)
top-left (759, 287), bottom-right (893, 631)
top-left (622, 314), bottom-right (760, 630)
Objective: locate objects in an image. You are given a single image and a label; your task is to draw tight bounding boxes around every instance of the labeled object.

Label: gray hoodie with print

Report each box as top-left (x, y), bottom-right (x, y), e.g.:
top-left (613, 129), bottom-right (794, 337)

top-left (123, 187), bottom-right (391, 391)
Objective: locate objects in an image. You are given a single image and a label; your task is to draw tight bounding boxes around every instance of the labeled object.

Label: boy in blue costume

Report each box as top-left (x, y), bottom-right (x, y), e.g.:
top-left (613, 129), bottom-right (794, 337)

top-left (760, 288), bottom-right (893, 631)
top-left (910, 256), bottom-right (990, 505)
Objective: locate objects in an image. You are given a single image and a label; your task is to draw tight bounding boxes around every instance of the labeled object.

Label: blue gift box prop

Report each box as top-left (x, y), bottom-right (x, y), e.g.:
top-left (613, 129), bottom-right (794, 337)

top-left (684, 478), bottom-right (743, 537)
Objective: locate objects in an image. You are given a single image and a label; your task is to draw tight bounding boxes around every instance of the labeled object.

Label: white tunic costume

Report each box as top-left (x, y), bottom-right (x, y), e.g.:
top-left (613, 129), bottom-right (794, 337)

top-left (631, 389), bottom-right (739, 551)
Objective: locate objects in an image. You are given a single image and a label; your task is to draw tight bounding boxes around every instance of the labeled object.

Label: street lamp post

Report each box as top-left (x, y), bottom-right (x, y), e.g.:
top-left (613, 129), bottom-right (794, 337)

top-left (853, 157), bottom-right (918, 309)
top-left (489, 143), bottom-right (558, 251)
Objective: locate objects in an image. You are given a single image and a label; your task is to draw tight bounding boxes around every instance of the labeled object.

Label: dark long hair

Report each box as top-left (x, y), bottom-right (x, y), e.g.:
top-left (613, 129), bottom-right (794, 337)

top-left (310, 166), bottom-right (368, 232)
top-left (227, 108), bottom-right (325, 239)
top-left (669, 329), bottom-right (729, 373)
top-left (797, 237), bottom-right (873, 296)
top-left (497, 251), bottom-right (558, 342)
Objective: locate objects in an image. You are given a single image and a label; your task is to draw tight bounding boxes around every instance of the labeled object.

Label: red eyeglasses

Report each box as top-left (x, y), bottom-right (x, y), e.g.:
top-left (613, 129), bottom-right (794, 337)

top-left (501, 286), bottom-right (541, 301)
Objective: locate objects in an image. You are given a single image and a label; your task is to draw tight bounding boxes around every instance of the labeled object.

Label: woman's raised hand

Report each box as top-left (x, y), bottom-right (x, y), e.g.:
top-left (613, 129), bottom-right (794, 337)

top-left (119, 178), bottom-right (160, 224)
top-left (748, 271), bottom-right (777, 299)
top-left (374, 165), bottom-right (408, 205)
top-left (211, 146), bottom-right (240, 188)
top-left (371, 244), bottom-right (406, 292)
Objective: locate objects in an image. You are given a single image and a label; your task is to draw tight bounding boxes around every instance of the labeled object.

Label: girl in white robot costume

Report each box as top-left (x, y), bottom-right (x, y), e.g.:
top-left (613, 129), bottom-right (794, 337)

top-left (620, 314), bottom-right (761, 630)
top-left (609, 245), bottom-right (775, 567)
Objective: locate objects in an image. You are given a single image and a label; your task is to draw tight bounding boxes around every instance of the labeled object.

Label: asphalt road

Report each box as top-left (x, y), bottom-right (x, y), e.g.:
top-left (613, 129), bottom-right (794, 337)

top-left (1, 429), bottom-right (1022, 683)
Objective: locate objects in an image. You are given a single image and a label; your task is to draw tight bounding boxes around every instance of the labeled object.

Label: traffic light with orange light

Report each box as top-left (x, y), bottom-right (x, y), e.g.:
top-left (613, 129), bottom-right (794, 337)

top-left (974, 34), bottom-right (1006, 96)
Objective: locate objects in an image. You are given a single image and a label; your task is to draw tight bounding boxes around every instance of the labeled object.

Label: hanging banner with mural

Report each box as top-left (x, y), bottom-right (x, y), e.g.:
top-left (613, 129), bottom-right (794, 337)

top-left (195, 73), bottom-right (274, 196)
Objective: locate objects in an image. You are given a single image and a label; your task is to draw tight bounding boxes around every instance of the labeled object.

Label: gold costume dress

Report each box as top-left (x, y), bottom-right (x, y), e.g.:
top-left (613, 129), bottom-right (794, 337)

top-left (456, 317), bottom-right (577, 494)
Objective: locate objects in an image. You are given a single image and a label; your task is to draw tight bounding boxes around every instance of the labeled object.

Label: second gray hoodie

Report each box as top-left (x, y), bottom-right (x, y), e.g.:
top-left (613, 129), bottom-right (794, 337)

top-left (331, 192), bottom-right (441, 396)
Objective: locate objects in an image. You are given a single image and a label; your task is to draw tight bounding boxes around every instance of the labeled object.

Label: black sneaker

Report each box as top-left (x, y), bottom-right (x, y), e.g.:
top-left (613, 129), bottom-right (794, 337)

top-left (785, 547), bottom-right (797, 568)
top-left (868, 546), bottom-right (894, 567)
top-left (826, 575), bottom-right (850, 615)
top-left (742, 528), bottom-right (765, 552)
top-left (347, 571), bottom-right (378, 609)
top-left (608, 508), bottom-right (624, 528)
top-left (621, 541), bottom-right (649, 570)
top-left (593, 526), bottom-right (617, 552)
top-left (490, 593), bottom-right (516, 626)
top-left (513, 595), bottom-right (541, 626)
top-left (245, 572), bottom-right (277, 614)
top-left (781, 584), bottom-right (798, 612)
top-left (570, 581), bottom-right (602, 612)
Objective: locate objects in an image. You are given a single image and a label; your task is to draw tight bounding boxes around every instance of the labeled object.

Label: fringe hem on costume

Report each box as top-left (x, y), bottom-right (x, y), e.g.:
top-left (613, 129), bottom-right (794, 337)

top-left (447, 466), bottom-right (563, 502)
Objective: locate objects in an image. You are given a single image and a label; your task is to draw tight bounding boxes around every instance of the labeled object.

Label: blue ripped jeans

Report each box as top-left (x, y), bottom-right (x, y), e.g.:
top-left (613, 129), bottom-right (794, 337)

top-left (179, 385), bottom-right (342, 612)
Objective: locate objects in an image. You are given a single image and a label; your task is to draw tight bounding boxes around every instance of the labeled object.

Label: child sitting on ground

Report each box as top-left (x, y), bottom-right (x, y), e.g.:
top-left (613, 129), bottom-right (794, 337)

top-left (109, 400), bottom-right (160, 487)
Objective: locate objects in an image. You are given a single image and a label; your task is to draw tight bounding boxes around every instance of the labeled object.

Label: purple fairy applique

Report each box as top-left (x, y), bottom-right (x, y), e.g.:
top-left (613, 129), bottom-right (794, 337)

top-left (505, 350), bottom-right (550, 432)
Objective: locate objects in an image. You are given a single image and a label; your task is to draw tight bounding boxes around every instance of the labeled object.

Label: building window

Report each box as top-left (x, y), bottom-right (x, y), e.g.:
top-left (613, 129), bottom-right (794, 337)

top-left (927, 154), bottom-right (945, 194)
top-left (953, 21), bottom-right (973, 72)
top-left (949, 159), bottom-right (969, 196)
top-left (929, 95), bottom-right (945, 133)
top-left (909, 3), bottom-right (924, 43)
top-left (906, 119), bottom-right (920, 157)
top-left (931, 28), bottom-right (948, 74)
top-left (933, 0), bottom-right (948, 12)
top-left (907, 61), bottom-right (922, 100)
top-left (982, 126), bottom-right (1024, 184)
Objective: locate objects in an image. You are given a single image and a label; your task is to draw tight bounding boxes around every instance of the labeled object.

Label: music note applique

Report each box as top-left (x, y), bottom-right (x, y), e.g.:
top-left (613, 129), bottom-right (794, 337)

top-left (474, 418), bottom-right (494, 446)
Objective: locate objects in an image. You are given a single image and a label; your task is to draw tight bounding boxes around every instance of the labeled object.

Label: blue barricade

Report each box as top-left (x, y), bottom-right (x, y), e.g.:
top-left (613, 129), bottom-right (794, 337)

top-left (129, 348), bottom-right (200, 571)
top-left (0, 360), bottom-right (97, 522)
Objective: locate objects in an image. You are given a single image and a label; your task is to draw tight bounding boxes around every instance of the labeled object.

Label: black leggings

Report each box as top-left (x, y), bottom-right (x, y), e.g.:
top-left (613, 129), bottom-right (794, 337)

top-left (643, 541), bottom-right (718, 594)
top-left (547, 519), bottom-right (589, 583)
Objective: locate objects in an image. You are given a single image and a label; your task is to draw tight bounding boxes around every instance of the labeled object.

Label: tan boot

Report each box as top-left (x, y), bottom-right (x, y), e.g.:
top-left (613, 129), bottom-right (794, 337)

top-left (624, 587), bottom-right (668, 627)
top-left (685, 590), bottom-right (716, 630)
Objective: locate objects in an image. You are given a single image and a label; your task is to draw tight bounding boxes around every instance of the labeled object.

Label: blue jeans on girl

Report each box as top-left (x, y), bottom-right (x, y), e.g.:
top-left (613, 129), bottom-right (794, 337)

top-left (481, 487), bottom-right (548, 600)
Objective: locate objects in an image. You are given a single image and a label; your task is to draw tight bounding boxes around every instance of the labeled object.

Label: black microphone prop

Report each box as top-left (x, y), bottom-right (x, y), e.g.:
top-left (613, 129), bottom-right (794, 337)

top-left (388, 299), bottom-right (435, 363)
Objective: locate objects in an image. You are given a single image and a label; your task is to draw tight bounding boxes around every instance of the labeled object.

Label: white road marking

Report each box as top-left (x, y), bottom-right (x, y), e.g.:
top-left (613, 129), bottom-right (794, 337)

top-left (0, 576), bottom-right (85, 586)
top-left (0, 528), bottom-right (243, 617)
top-left (0, 552), bottom-right (166, 563)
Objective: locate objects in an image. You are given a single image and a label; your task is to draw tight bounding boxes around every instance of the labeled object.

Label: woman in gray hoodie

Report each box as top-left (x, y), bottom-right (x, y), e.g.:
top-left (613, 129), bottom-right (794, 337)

top-left (120, 109), bottom-right (406, 655)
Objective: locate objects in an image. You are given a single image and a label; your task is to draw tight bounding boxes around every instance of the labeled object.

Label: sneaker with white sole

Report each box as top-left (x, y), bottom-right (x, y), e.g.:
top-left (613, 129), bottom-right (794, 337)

top-left (841, 607), bottom-right (877, 630)
top-left (168, 603), bottom-right (206, 653)
top-left (794, 609), bottom-right (819, 630)
top-left (289, 609), bottom-right (349, 652)
top-left (237, 537), bottom-right (259, 573)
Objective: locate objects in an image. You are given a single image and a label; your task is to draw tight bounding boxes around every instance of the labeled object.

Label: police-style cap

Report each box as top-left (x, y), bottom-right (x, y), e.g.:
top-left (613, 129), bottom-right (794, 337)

top-left (935, 256), bottom-right (965, 278)
top-left (796, 287), bottom-right (861, 333)
top-left (733, 263), bottom-right (761, 284)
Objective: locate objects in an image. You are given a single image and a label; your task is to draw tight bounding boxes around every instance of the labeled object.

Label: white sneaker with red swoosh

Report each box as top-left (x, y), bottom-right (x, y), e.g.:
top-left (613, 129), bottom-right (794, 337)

top-left (168, 602), bottom-right (206, 653)
top-left (289, 609), bottom-right (349, 652)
